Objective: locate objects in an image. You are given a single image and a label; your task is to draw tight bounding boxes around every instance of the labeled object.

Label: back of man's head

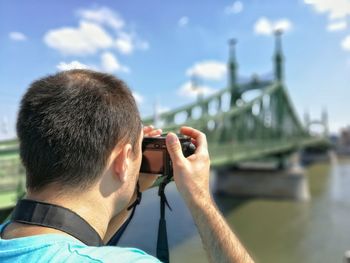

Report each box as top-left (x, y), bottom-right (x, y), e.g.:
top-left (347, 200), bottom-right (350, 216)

top-left (17, 69), bottom-right (142, 192)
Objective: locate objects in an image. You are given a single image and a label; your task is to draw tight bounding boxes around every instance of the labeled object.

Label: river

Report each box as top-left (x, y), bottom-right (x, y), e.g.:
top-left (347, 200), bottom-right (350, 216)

top-left (118, 156), bottom-right (350, 263)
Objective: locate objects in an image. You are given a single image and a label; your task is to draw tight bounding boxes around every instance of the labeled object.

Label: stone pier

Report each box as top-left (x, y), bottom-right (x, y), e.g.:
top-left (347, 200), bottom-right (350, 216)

top-left (213, 153), bottom-right (310, 201)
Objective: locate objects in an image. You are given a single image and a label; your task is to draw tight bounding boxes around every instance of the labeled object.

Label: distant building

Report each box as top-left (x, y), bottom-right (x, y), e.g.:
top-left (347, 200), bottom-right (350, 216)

top-left (337, 126), bottom-right (350, 155)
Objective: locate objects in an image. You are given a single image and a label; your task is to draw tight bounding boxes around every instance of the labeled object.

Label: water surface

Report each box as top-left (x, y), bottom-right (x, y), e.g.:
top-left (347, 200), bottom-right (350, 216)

top-left (119, 157), bottom-right (350, 263)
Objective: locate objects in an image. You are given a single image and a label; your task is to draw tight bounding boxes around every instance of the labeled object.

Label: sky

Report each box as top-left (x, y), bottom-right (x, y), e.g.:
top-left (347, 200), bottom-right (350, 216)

top-left (0, 0), bottom-right (349, 139)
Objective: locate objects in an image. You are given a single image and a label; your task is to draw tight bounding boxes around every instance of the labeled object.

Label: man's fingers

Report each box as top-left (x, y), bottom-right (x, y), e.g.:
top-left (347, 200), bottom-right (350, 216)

top-left (180, 126), bottom-right (208, 151)
top-left (143, 125), bottom-right (153, 133)
top-left (147, 129), bottom-right (162, 137)
top-left (143, 125), bottom-right (162, 137)
top-left (166, 132), bottom-right (186, 165)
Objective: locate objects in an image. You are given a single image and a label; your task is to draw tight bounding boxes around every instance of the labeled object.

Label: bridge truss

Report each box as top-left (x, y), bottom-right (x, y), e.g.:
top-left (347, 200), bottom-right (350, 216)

top-left (143, 31), bottom-right (329, 167)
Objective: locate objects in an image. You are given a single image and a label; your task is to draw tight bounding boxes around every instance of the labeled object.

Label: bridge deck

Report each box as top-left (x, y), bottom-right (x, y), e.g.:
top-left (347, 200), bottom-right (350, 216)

top-left (209, 137), bottom-right (328, 167)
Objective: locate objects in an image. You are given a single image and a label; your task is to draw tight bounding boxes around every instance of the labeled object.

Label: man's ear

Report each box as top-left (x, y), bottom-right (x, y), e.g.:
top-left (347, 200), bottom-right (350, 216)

top-left (113, 143), bottom-right (132, 183)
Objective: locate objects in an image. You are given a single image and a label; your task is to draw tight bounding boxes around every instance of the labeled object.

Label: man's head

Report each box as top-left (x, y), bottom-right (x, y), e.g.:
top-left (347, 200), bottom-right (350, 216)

top-left (17, 69), bottom-right (142, 195)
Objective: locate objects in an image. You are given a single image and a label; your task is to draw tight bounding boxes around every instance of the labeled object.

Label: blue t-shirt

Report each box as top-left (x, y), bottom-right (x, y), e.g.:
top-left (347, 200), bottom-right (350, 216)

top-left (0, 223), bottom-right (161, 263)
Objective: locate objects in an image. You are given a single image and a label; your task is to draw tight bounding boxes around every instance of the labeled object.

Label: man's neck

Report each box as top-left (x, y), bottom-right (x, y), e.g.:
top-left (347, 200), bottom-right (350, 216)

top-left (2, 185), bottom-right (113, 242)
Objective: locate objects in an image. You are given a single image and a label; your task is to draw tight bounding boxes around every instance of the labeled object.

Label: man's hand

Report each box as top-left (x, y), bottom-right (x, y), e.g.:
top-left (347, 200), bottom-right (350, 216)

top-left (166, 126), bottom-right (254, 263)
top-left (165, 126), bottom-right (211, 202)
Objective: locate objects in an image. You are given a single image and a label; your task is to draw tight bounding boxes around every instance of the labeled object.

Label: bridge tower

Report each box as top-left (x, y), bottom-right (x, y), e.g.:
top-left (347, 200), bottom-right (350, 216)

top-left (322, 108), bottom-right (329, 136)
top-left (274, 30), bottom-right (284, 83)
top-left (228, 39), bottom-right (239, 107)
top-left (304, 111), bottom-right (311, 132)
top-left (303, 109), bottom-right (329, 136)
top-left (191, 74), bottom-right (203, 102)
top-left (274, 30), bottom-right (285, 138)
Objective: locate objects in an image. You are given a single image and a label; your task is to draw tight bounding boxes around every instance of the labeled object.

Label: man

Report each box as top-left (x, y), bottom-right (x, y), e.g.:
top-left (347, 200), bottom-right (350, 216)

top-left (0, 70), bottom-right (254, 262)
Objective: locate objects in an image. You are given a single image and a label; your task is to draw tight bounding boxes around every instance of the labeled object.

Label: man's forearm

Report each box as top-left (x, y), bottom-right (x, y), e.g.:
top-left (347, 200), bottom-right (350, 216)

top-left (187, 194), bottom-right (254, 263)
top-left (165, 129), bottom-right (253, 262)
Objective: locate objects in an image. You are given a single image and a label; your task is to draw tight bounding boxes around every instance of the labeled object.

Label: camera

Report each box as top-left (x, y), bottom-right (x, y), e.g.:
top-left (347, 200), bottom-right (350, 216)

top-left (140, 134), bottom-right (196, 176)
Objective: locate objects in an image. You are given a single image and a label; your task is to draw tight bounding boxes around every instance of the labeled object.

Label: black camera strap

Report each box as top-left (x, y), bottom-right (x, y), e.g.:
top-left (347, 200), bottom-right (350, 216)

top-left (157, 176), bottom-right (172, 263)
top-left (11, 182), bottom-right (169, 262)
top-left (11, 183), bottom-right (143, 248)
top-left (11, 199), bottom-right (104, 246)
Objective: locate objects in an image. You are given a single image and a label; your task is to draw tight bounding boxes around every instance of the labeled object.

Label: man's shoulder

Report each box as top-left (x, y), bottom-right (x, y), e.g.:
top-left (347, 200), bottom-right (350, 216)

top-left (0, 227), bottom-right (160, 263)
top-left (69, 244), bottom-right (161, 263)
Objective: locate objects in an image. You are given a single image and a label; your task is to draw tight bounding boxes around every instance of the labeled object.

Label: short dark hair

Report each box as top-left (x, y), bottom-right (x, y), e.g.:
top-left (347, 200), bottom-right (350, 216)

top-left (17, 69), bottom-right (142, 192)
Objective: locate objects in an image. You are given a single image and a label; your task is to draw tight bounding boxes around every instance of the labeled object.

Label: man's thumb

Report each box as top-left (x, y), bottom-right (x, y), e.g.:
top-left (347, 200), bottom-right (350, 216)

top-left (166, 133), bottom-right (185, 164)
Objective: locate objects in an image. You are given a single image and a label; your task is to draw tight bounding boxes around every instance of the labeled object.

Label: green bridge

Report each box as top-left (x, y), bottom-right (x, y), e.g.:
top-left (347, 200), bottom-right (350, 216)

top-left (143, 32), bottom-right (329, 167)
top-left (0, 31), bottom-right (329, 212)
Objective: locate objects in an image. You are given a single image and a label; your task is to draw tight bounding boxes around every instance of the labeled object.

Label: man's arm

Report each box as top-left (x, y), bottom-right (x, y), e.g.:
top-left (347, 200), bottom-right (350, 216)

top-left (186, 191), bottom-right (253, 263)
top-left (166, 127), bottom-right (254, 263)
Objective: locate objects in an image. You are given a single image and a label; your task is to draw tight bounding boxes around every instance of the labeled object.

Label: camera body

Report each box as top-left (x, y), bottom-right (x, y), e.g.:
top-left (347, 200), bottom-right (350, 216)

top-left (140, 135), bottom-right (196, 176)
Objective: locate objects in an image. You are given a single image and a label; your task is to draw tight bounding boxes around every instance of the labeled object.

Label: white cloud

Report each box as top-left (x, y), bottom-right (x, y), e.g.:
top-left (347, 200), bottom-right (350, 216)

top-left (304, 0), bottom-right (350, 20)
top-left (100, 51), bottom-right (129, 73)
top-left (327, 20), bottom-right (347, 31)
top-left (78, 6), bottom-right (124, 30)
top-left (44, 21), bottom-right (113, 55)
top-left (225, 1), bottom-right (243, 14)
top-left (254, 18), bottom-right (272, 35)
top-left (44, 6), bottom-right (149, 57)
top-left (274, 19), bottom-right (293, 32)
top-left (56, 55), bottom-right (130, 73)
top-left (115, 32), bottom-right (134, 54)
top-left (178, 16), bottom-right (189, 27)
top-left (56, 61), bottom-right (91, 71)
top-left (186, 61), bottom-right (227, 81)
top-left (178, 81), bottom-right (216, 98)
top-left (9, 32), bottom-right (27, 41)
top-left (254, 17), bottom-right (293, 35)
top-left (341, 35), bottom-right (350, 51)
top-left (132, 91), bottom-right (144, 104)
top-left (115, 33), bottom-right (150, 54)
top-left (78, 6), bottom-right (148, 55)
